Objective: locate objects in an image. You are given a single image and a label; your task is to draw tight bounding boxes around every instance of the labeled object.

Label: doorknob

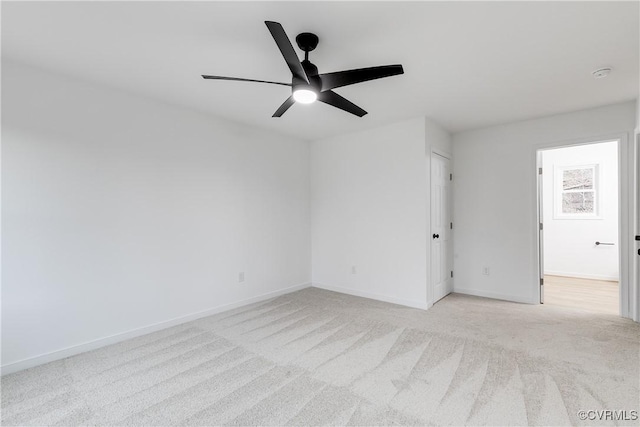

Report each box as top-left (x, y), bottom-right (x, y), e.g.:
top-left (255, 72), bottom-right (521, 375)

top-left (433, 234), bottom-right (440, 239)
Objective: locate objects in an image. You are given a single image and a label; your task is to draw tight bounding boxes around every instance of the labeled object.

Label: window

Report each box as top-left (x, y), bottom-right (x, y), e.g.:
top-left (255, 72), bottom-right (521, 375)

top-left (554, 165), bottom-right (600, 218)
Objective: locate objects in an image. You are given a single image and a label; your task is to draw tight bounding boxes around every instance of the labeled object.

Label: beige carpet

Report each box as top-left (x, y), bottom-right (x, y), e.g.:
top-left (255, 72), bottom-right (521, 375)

top-left (2, 288), bottom-right (639, 426)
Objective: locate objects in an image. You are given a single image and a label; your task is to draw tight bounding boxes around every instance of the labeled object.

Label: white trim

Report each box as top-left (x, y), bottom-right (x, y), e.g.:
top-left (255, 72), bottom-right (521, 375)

top-left (619, 133), bottom-right (633, 319)
top-left (634, 131), bottom-right (640, 322)
top-left (1, 282), bottom-right (311, 376)
top-left (312, 282), bottom-right (429, 310)
top-left (432, 147), bottom-right (452, 160)
top-left (453, 287), bottom-right (536, 304)
top-left (544, 271), bottom-right (619, 282)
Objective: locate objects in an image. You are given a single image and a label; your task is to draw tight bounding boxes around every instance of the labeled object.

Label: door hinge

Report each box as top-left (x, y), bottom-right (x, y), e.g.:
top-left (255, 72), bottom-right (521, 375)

top-left (539, 223), bottom-right (543, 230)
top-left (449, 173), bottom-right (453, 181)
top-left (540, 278), bottom-right (544, 286)
top-left (451, 271), bottom-right (453, 278)
top-left (450, 222), bottom-right (453, 230)
top-left (538, 167), bottom-right (543, 175)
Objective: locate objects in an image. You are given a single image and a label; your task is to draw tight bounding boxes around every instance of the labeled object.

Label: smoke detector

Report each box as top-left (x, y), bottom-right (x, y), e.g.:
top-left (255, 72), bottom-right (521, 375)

top-left (592, 68), bottom-right (612, 79)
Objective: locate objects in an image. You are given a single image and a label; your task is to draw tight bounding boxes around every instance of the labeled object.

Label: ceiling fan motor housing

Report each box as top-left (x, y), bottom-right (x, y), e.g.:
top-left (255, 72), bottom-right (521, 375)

top-left (294, 60), bottom-right (321, 92)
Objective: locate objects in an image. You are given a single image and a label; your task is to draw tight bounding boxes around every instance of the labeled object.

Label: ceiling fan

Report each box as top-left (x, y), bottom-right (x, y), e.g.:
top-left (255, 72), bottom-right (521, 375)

top-left (202, 21), bottom-right (404, 118)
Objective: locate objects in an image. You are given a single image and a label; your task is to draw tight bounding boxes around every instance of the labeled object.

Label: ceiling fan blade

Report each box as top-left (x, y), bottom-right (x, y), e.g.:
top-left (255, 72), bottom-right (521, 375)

top-left (318, 90), bottom-right (367, 117)
top-left (265, 21), bottom-right (309, 84)
top-left (319, 65), bottom-right (404, 91)
top-left (201, 75), bottom-right (291, 87)
top-left (272, 96), bottom-right (295, 117)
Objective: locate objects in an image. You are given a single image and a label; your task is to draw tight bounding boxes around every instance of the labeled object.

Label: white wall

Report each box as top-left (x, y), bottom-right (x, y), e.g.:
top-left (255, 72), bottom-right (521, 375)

top-left (2, 61), bottom-right (311, 372)
top-left (453, 101), bottom-right (636, 304)
top-left (542, 142), bottom-right (619, 281)
top-left (310, 117), bottom-right (451, 308)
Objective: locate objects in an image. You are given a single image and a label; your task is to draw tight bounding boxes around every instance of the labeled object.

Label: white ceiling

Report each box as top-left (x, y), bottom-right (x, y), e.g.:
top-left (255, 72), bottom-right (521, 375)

top-left (2, 1), bottom-right (638, 141)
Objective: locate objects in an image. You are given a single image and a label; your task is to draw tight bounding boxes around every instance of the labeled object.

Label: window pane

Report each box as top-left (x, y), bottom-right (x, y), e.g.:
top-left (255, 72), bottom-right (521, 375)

top-left (563, 168), bottom-right (593, 190)
top-left (562, 191), bottom-right (594, 214)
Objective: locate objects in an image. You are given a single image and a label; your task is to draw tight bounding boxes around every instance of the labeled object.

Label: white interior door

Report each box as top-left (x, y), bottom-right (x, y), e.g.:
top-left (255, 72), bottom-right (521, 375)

top-left (431, 153), bottom-right (452, 303)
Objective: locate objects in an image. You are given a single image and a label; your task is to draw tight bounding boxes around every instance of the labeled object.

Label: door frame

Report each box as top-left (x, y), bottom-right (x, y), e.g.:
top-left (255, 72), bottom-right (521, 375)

top-left (429, 148), bottom-right (453, 307)
top-left (635, 131), bottom-right (640, 322)
top-left (533, 132), bottom-right (635, 319)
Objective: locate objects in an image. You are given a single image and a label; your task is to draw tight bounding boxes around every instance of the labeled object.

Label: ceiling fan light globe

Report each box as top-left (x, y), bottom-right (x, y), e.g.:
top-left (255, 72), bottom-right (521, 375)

top-left (293, 89), bottom-right (317, 104)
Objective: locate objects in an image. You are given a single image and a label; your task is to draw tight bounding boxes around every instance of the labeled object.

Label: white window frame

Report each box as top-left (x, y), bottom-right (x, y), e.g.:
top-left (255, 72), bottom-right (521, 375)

top-left (553, 164), bottom-right (601, 219)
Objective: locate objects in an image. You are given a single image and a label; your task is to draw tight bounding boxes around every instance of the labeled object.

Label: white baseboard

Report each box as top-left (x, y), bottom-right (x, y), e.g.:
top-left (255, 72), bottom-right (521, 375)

top-left (544, 271), bottom-right (619, 282)
top-left (312, 282), bottom-right (429, 310)
top-left (1, 282), bottom-right (311, 376)
top-left (453, 286), bottom-right (536, 304)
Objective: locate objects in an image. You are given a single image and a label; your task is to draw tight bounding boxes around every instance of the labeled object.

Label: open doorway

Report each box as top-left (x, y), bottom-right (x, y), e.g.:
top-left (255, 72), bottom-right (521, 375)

top-left (538, 141), bottom-right (619, 315)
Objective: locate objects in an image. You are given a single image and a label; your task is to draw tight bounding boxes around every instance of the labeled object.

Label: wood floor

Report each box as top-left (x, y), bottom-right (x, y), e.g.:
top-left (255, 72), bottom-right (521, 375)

top-left (543, 275), bottom-right (618, 315)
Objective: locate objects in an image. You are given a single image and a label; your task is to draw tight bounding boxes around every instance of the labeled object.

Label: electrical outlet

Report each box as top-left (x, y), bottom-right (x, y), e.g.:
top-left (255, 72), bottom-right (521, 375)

top-left (351, 265), bottom-right (357, 275)
top-left (482, 267), bottom-right (490, 276)
top-left (239, 272), bottom-right (245, 283)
